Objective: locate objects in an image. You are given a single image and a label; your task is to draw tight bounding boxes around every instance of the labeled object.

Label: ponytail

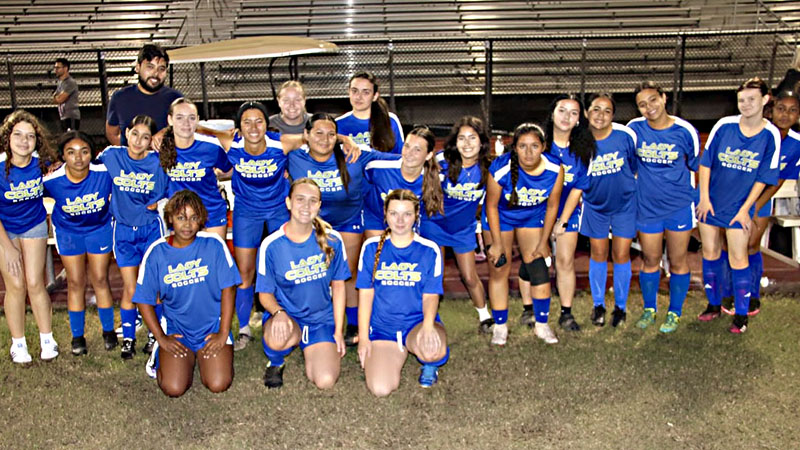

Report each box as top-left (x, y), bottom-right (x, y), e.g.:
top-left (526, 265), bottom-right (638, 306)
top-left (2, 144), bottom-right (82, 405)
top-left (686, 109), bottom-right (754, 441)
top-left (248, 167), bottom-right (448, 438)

top-left (159, 125), bottom-right (177, 172)
top-left (369, 97), bottom-right (395, 152)
top-left (312, 216), bottom-right (336, 267)
top-left (332, 140), bottom-right (351, 193)
top-left (508, 149), bottom-right (520, 208)
top-left (371, 228), bottom-right (391, 282)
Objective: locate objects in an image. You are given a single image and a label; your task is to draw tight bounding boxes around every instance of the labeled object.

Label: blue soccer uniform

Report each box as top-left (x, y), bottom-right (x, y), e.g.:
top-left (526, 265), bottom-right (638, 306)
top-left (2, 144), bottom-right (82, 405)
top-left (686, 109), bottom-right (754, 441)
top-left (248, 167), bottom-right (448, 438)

top-left (336, 111), bottom-right (405, 154)
top-left (363, 159), bottom-right (423, 231)
top-left (549, 142), bottom-right (590, 232)
top-left (755, 128), bottom-right (800, 217)
top-left (488, 152), bottom-right (561, 232)
top-left (0, 153), bottom-right (46, 237)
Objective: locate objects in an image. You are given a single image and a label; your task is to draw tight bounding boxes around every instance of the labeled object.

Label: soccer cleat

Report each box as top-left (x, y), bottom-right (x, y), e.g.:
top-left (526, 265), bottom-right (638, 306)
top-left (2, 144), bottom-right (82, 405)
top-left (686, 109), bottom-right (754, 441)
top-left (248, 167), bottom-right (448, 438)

top-left (558, 312), bottom-right (580, 331)
top-left (721, 297), bottom-right (735, 316)
top-left (419, 364), bottom-right (439, 388)
top-left (519, 309), bottom-right (535, 328)
top-left (729, 314), bottom-right (748, 334)
top-left (344, 324), bottom-right (359, 347)
top-left (103, 331), bottom-right (119, 351)
top-left (697, 304), bottom-right (721, 322)
top-left (71, 337), bottom-right (88, 356)
top-left (534, 322), bottom-right (559, 344)
top-left (145, 340), bottom-right (159, 379)
top-left (591, 305), bottom-right (606, 327)
top-left (10, 342), bottom-right (32, 364)
top-left (490, 323), bottom-right (508, 346)
top-left (659, 312), bottom-right (681, 334)
top-left (264, 362), bottom-right (285, 389)
top-left (748, 298), bottom-right (761, 316)
top-left (233, 333), bottom-right (252, 352)
top-left (142, 333), bottom-right (156, 355)
top-left (40, 337), bottom-right (59, 361)
top-left (635, 308), bottom-right (656, 329)
top-left (115, 315), bottom-right (143, 338)
top-left (120, 338), bottom-right (136, 360)
top-left (611, 306), bottom-right (626, 328)
top-left (249, 311), bottom-right (264, 329)
top-left (478, 318), bottom-right (495, 334)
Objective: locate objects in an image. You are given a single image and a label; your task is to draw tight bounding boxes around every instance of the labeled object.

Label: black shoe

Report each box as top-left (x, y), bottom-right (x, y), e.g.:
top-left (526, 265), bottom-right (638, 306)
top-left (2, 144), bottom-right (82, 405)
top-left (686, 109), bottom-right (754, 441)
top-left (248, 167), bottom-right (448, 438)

top-left (729, 314), bottom-right (748, 334)
top-left (748, 298), bottom-right (761, 316)
top-left (519, 309), bottom-right (535, 328)
top-left (591, 305), bottom-right (606, 327)
top-left (611, 306), bottom-right (626, 328)
top-left (103, 331), bottom-right (118, 351)
top-left (558, 312), bottom-right (581, 331)
top-left (71, 336), bottom-right (87, 356)
top-left (344, 324), bottom-right (359, 347)
top-left (721, 296), bottom-right (735, 315)
top-left (479, 318), bottom-right (495, 334)
top-left (142, 333), bottom-right (156, 354)
top-left (264, 363), bottom-right (284, 389)
top-left (121, 338), bottom-right (136, 360)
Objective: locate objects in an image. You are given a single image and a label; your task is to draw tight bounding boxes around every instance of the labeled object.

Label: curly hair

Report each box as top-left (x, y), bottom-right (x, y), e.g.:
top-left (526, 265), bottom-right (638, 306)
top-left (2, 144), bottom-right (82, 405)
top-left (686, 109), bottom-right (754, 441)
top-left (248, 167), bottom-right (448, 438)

top-left (544, 94), bottom-right (596, 168)
top-left (159, 98), bottom-right (197, 173)
top-left (442, 115), bottom-right (493, 187)
top-left (0, 109), bottom-right (56, 179)
top-left (164, 189), bottom-right (208, 230)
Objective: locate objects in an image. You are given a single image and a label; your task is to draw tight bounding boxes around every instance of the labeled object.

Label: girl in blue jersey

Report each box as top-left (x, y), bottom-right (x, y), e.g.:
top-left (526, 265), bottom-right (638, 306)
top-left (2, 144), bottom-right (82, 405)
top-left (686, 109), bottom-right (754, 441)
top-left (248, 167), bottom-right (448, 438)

top-left (485, 123), bottom-right (564, 346)
top-left (44, 131), bottom-right (116, 356)
top-left (627, 82), bottom-right (701, 333)
top-left (256, 178), bottom-right (350, 389)
top-left (336, 71), bottom-right (404, 154)
top-left (581, 94), bottom-right (638, 328)
top-left (134, 190), bottom-right (240, 397)
top-left (357, 189), bottom-right (448, 395)
top-left (159, 98), bottom-right (233, 241)
top-left (544, 95), bottom-right (594, 333)
top-left (420, 116), bottom-right (494, 333)
top-left (97, 115), bottom-right (168, 358)
top-left (696, 77), bottom-right (780, 333)
top-left (0, 110), bottom-right (58, 363)
top-left (288, 113), bottom-right (398, 347)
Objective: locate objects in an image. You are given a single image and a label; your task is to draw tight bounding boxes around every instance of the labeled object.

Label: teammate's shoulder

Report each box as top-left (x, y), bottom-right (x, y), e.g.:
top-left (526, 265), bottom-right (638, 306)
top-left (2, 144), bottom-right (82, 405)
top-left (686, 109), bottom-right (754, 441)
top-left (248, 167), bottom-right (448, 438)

top-left (335, 111), bottom-right (355, 122)
top-left (671, 116), bottom-right (698, 134)
top-left (43, 164), bottom-right (67, 183)
top-left (141, 236), bottom-right (169, 263)
top-left (490, 153), bottom-right (512, 178)
top-left (626, 116), bottom-right (647, 128)
top-left (194, 133), bottom-right (223, 147)
top-left (365, 158), bottom-right (403, 170)
top-left (611, 122), bottom-right (637, 143)
top-left (412, 234), bottom-right (441, 254)
top-left (361, 235), bottom-right (382, 249)
top-left (786, 128), bottom-right (800, 144)
top-left (542, 152), bottom-right (560, 172)
top-left (89, 162), bottom-right (108, 173)
top-left (259, 226), bottom-right (287, 252)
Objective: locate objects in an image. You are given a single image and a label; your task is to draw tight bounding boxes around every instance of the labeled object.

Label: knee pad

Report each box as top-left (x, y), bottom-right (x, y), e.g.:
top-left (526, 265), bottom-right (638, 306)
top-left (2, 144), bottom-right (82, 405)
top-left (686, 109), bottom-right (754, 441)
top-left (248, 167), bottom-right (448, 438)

top-left (518, 261), bottom-right (530, 282)
top-left (526, 257), bottom-right (550, 285)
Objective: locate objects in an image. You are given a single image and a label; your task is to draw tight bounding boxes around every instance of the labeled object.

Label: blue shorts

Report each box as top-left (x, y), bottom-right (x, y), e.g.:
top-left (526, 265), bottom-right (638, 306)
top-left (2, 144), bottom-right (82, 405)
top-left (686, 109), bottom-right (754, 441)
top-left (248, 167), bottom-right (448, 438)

top-left (6, 220), bottom-right (48, 240)
top-left (113, 218), bottom-right (165, 267)
top-left (328, 211), bottom-right (363, 234)
top-left (756, 199), bottom-right (772, 218)
top-left (204, 211), bottom-right (228, 229)
top-left (233, 208), bottom-right (288, 248)
top-left (637, 204), bottom-right (695, 234)
top-left (497, 209), bottom-right (545, 232)
top-left (579, 201), bottom-right (636, 239)
top-left (557, 209), bottom-right (581, 233)
top-left (369, 315), bottom-right (443, 348)
top-left (262, 313), bottom-right (335, 350)
top-left (53, 222), bottom-right (113, 256)
top-left (363, 207), bottom-right (385, 232)
top-left (419, 218), bottom-right (476, 254)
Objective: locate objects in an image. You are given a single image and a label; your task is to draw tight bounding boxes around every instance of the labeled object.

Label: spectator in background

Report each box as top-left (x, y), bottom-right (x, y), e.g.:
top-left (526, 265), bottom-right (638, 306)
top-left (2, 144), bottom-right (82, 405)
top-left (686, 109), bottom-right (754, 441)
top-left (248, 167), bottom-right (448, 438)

top-left (775, 46), bottom-right (800, 95)
top-left (105, 44), bottom-right (183, 146)
top-left (53, 58), bottom-right (80, 132)
top-left (269, 81), bottom-right (311, 134)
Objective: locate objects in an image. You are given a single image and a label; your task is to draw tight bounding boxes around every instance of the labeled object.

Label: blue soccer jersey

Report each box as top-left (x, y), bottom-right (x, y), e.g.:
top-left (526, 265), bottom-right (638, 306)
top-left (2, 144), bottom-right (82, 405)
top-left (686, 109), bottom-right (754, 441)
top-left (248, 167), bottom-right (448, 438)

top-left (549, 142), bottom-right (590, 220)
top-left (363, 159), bottom-right (423, 230)
top-left (583, 123), bottom-right (638, 215)
top-left (488, 152), bottom-right (561, 227)
top-left (166, 134), bottom-right (233, 223)
top-left (288, 146), bottom-right (400, 229)
top-left (255, 225), bottom-right (350, 325)
top-left (97, 146), bottom-right (168, 227)
top-left (227, 133), bottom-right (289, 218)
top-left (779, 129), bottom-right (800, 180)
top-left (43, 164), bottom-right (112, 234)
top-left (700, 116), bottom-right (780, 224)
top-left (133, 232), bottom-right (241, 345)
top-left (335, 111), bottom-right (405, 154)
top-left (0, 154), bottom-right (46, 235)
top-left (627, 116), bottom-right (700, 222)
top-left (356, 234), bottom-right (443, 332)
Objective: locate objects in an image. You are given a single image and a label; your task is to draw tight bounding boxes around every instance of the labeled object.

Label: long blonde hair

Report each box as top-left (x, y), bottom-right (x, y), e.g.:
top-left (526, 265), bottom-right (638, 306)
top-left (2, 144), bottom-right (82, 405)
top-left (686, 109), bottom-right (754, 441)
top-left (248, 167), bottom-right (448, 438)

top-left (289, 178), bottom-right (335, 267)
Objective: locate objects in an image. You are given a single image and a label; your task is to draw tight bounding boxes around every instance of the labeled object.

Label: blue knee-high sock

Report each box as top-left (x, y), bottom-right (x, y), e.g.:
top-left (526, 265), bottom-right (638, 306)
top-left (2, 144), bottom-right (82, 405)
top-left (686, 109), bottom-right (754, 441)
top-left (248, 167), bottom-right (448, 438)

top-left (532, 297), bottom-right (550, 324)
top-left (345, 306), bottom-right (359, 327)
top-left (702, 257), bottom-right (723, 306)
top-left (68, 310), bottom-right (85, 338)
top-left (749, 253), bottom-right (763, 299)
top-left (97, 307), bottom-right (115, 332)
top-left (262, 338), bottom-right (293, 366)
top-left (639, 270), bottom-right (660, 311)
top-left (120, 307), bottom-right (138, 340)
top-left (732, 267), bottom-right (751, 316)
top-left (613, 262), bottom-right (631, 312)
top-left (235, 286), bottom-right (254, 331)
top-left (668, 272), bottom-right (690, 316)
top-left (589, 259), bottom-right (608, 307)
top-left (417, 347), bottom-right (450, 367)
top-left (491, 309), bottom-right (508, 325)
top-left (720, 250), bottom-right (733, 298)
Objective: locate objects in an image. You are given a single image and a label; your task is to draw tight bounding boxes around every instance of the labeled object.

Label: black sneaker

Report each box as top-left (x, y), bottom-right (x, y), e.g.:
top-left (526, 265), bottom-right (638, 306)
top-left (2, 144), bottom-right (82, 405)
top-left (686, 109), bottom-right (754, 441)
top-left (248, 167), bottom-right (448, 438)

top-left (264, 363), bottom-right (284, 389)
top-left (698, 304), bottom-right (721, 322)
top-left (558, 312), bottom-right (580, 331)
top-left (71, 336), bottom-right (87, 356)
top-left (519, 309), bottom-right (535, 328)
top-left (121, 338), bottom-right (136, 360)
top-left (142, 333), bottom-right (156, 354)
top-left (611, 306), bottom-right (627, 328)
top-left (103, 331), bottom-right (118, 351)
top-left (478, 318), bottom-right (495, 334)
top-left (591, 305), bottom-right (606, 327)
top-left (344, 324), bottom-right (359, 347)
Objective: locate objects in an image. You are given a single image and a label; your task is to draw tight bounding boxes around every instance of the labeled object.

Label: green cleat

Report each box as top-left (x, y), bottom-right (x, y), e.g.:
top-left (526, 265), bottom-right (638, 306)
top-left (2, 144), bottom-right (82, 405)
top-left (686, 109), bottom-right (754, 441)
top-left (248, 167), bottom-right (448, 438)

top-left (635, 308), bottom-right (656, 329)
top-left (659, 311), bottom-right (680, 333)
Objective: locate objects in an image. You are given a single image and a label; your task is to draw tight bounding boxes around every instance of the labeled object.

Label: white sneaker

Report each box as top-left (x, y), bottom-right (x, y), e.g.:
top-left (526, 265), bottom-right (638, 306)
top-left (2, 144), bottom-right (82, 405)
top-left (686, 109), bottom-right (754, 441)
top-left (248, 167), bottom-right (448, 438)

top-left (10, 342), bottom-right (32, 364)
top-left (534, 322), bottom-right (559, 344)
top-left (491, 323), bottom-right (508, 346)
top-left (40, 337), bottom-right (59, 361)
top-left (249, 311), bottom-right (264, 329)
top-left (145, 340), bottom-right (159, 379)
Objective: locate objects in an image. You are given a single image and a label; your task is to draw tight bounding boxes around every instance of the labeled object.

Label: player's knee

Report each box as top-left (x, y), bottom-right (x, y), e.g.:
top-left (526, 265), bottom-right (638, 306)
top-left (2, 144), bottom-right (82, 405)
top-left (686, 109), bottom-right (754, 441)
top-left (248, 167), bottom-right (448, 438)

top-left (159, 379), bottom-right (190, 398)
top-left (204, 375), bottom-right (232, 394)
top-left (462, 270), bottom-right (479, 288)
top-left (311, 371), bottom-right (338, 390)
top-left (367, 379), bottom-right (398, 398)
top-left (555, 252), bottom-right (573, 271)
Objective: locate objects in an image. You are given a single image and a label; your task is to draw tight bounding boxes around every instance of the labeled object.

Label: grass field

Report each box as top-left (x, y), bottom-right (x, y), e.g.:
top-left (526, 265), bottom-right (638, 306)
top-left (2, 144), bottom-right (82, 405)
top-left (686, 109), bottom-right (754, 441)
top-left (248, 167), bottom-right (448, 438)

top-left (1, 291), bottom-right (798, 449)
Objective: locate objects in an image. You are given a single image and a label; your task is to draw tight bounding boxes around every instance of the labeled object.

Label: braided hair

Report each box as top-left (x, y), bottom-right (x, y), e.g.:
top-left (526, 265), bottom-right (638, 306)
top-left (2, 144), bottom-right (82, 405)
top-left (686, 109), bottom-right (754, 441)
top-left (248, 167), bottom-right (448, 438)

top-left (371, 189), bottom-right (420, 282)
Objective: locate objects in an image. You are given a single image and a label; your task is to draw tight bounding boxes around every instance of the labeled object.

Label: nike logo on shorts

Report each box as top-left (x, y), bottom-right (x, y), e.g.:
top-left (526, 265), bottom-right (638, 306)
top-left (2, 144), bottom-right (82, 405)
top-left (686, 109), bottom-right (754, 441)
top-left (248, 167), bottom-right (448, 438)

top-left (677, 224), bottom-right (688, 229)
top-left (100, 246), bottom-right (109, 251)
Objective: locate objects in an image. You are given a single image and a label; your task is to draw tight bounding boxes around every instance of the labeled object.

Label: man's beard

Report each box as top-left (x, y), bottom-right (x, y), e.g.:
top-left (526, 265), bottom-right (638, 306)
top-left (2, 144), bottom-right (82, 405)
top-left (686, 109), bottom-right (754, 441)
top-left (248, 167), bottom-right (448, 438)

top-left (138, 74), bottom-right (164, 93)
